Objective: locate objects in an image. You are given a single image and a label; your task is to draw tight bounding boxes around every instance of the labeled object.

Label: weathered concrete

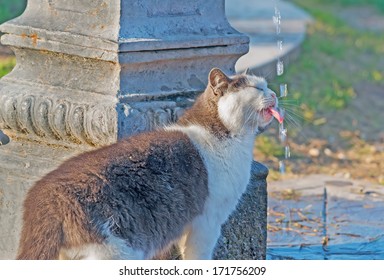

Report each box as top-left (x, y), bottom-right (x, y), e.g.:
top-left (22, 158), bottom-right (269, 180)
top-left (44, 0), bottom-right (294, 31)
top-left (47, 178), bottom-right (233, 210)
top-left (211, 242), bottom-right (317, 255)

top-left (0, 0), bottom-right (268, 260)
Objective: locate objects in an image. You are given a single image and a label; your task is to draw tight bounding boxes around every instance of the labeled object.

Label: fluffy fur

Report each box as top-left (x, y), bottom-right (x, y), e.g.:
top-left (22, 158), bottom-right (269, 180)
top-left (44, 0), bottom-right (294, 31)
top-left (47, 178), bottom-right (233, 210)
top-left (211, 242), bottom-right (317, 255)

top-left (17, 68), bottom-right (278, 260)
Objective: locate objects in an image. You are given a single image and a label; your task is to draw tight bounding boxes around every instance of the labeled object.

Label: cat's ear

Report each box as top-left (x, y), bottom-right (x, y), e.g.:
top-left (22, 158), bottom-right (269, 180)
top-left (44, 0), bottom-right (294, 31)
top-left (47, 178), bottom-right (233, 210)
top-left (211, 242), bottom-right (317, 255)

top-left (209, 68), bottom-right (230, 96)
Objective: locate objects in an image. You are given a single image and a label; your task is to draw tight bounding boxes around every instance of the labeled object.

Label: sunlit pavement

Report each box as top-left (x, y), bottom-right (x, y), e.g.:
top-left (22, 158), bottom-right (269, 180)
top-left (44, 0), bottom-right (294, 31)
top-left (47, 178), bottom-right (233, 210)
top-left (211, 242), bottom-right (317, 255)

top-left (267, 175), bottom-right (384, 259)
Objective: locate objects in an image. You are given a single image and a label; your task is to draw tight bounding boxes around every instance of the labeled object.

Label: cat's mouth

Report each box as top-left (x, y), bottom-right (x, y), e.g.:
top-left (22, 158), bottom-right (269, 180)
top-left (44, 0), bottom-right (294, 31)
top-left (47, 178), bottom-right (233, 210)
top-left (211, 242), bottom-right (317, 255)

top-left (267, 107), bottom-right (284, 124)
top-left (260, 104), bottom-right (284, 125)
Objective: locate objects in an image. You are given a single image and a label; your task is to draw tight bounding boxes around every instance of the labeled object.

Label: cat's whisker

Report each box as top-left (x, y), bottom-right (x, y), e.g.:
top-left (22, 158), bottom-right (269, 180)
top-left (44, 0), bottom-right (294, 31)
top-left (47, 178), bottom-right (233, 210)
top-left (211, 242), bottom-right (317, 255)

top-left (241, 107), bottom-right (256, 135)
top-left (284, 115), bottom-right (311, 142)
top-left (278, 101), bottom-right (301, 107)
top-left (284, 115), bottom-right (302, 131)
top-left (278, 101), bottom-right (302, 107)
top-left (282, 110), bottom-right (303, 127)
top-left (279, 104), bottom-right (303, 114)
top-left (282, 107), bottom-right (305, 121)
top-left (264, 69), bottom-right (275, 81)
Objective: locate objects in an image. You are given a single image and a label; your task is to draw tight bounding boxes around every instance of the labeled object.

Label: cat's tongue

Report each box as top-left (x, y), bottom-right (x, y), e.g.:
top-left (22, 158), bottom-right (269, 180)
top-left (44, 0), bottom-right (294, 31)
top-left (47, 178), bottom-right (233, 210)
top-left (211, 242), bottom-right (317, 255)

top-left (269, 108), bottom-right (284, 124)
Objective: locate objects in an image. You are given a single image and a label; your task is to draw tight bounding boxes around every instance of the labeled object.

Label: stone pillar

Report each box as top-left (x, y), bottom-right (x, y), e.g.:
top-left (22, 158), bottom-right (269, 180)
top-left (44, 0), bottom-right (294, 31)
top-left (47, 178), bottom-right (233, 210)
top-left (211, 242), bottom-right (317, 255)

top-left (0, 0), bottom-right (267, 259)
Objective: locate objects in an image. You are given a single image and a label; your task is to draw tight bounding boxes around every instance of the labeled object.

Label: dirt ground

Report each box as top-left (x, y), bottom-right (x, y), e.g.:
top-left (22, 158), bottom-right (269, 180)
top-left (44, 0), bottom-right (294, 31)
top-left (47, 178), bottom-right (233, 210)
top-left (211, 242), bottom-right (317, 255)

top-left (258, 86), bottom-right (384, 184)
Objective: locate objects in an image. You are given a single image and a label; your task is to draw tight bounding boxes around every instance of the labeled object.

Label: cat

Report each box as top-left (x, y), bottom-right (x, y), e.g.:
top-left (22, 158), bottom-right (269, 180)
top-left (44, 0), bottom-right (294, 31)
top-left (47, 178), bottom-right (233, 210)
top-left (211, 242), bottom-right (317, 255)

top-left (16, 68), bottom-right (282, 260)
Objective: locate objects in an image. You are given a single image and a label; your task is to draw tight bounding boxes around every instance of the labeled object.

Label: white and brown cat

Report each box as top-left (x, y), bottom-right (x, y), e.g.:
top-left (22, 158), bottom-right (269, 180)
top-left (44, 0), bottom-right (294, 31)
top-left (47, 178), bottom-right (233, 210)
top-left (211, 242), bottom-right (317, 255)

top-left (17, 68), bottom-right (283, 260)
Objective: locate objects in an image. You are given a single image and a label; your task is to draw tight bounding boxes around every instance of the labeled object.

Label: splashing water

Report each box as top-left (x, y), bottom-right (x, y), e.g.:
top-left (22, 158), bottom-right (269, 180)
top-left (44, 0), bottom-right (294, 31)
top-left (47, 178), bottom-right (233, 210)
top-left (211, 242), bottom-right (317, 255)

top-left (274, 1), bottom-right (291, 173)
top-left (278, 120), bottom-right (287, 143)
top-left (285, 146), bottom-right (291, 159)
top-left (276, 59), bottom-right (284, 76)
top-left (277, 40), bottom-right (283, 51)
top-left (273, 7), bottom-right (281, 35)
top-left (278, 98), bottom-right (290, 174)
top-left (280, 83), bottom-right (288, 97)
top-left (274, 2), bottom-right (283, 76)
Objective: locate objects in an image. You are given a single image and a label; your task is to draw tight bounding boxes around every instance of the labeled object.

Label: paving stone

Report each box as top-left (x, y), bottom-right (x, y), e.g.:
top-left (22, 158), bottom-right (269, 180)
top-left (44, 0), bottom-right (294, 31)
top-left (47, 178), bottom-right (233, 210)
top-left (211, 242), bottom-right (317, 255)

top-left (267, 174), bottom-right (384, 259)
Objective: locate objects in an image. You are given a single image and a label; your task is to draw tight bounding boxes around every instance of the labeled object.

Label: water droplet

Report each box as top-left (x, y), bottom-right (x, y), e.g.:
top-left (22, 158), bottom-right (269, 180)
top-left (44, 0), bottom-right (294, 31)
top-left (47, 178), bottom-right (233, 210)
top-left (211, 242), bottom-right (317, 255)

top-left (277, 59), bottom-right (284, 76)
top-left (285, 145), bottom-right (291, 159)
top-left (278, 114), bottom-right (287, 143)
top-left (275, 0), bottom-right (290, 175)
top-left (279, 83), bottom-right (288, 97)
top-left (273, 7), bottom-right (281, 34)
top-left (273, 16), bottom-right (280, 25)
top-left (275, 24), bottom-right (281, 35)
top-left (277, 40), bottom-right (283, 51)
top-left (274, 7), bottom-right (281, 22)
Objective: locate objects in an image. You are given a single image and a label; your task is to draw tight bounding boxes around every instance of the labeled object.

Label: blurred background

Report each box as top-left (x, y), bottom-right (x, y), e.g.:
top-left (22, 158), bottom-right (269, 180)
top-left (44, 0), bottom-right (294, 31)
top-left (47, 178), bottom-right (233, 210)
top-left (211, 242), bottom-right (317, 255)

top-left (256, 0), bottom-right (384, 185)
top-left (0, 0), bottom-right (26, 75)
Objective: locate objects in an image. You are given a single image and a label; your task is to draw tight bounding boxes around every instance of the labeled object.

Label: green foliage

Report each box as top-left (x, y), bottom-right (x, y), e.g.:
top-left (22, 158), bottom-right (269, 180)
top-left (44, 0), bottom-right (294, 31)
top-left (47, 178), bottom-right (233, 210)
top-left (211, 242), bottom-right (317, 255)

top-left (256, 135), bottom-right (285, 158)
top-left (0, 0), bottom-right (27, 24)
top-left (307, 0), bottom-right (384, 13)
top-left (276, 0), bottom-right (384, 122)
top-left (0, 57), bottom-right (15, 78)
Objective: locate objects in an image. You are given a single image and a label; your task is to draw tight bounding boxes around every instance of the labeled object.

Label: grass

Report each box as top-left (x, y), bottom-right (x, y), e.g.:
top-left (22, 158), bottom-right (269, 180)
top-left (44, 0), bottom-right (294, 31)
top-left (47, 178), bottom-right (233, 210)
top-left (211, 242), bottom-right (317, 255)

top-left (0, 0), bottom-right (26, 24)
top-left (0, 57), bottom-right (15, 78)
top-left (256, 0), bottom-right (384, 170)
top-left (274, 0), bottom-right (384, 123)
top-left (0, 0), bottom-right (26, 77)
top-left (310, 0), bottom-right (384, 13)
top-left (256, 135), bottom-right (285, 158)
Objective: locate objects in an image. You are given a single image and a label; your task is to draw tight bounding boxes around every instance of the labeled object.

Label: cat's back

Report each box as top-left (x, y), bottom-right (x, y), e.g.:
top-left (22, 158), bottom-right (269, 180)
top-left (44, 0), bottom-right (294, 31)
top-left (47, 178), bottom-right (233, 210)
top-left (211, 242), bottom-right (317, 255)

top-left (24, 130), bottom-right (208, 255)
top-left (37, 130), bottom-right (207, 190)
top-left (29, 130), bottom-right (208, 210)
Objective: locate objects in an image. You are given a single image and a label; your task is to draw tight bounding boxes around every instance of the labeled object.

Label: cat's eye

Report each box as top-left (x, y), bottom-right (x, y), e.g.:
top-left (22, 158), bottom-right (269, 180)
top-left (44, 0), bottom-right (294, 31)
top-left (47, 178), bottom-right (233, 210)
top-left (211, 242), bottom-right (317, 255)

top-left (249, 86), bottom-right (264, 91)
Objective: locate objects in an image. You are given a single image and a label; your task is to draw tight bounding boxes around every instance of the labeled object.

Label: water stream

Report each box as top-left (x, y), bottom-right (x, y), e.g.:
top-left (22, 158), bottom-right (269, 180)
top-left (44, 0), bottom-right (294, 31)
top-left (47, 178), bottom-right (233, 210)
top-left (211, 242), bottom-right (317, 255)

top-left (274, 0), bottom-right (290, 173)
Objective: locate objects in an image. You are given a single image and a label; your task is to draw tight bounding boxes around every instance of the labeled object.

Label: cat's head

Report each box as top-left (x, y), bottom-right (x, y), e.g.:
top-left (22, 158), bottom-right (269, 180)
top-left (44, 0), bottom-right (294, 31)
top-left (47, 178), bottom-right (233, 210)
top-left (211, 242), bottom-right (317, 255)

top-left (208, 68), bottom-right (283, 135)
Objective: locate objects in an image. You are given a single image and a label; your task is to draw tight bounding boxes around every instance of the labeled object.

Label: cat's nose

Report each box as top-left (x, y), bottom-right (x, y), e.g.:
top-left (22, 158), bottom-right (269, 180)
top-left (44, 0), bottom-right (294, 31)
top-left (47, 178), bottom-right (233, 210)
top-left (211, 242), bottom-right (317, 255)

top-left (270, 92), bottom-right (276, 99)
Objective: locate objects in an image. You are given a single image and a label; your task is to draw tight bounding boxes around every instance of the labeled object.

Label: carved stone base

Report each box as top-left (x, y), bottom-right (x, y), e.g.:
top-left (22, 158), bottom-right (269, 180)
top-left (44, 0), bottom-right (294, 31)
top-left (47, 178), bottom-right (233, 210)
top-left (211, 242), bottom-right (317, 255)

top-left (0, 80), bottom-right (117, 147)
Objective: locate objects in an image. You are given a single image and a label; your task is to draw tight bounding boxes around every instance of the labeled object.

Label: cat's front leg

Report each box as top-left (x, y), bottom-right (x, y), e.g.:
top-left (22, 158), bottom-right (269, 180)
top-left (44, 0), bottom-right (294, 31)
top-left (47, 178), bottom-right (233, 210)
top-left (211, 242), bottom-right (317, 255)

top-left (177, 229), bottom-right (191, 260)
top-left (183, 216), bottom-right (221, 260)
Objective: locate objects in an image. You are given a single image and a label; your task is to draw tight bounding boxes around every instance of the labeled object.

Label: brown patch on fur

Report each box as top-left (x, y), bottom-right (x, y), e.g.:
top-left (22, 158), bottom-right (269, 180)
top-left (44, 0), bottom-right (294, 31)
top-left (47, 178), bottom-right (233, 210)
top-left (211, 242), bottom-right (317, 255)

top-left (177, 68), bottom-right (250, 138)
top-left (177, 85), bottom-right (231, 139)
top-left (17, 169), bottom-right (104, 259)
top-left (17, 130), bottom-right (207, 259)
